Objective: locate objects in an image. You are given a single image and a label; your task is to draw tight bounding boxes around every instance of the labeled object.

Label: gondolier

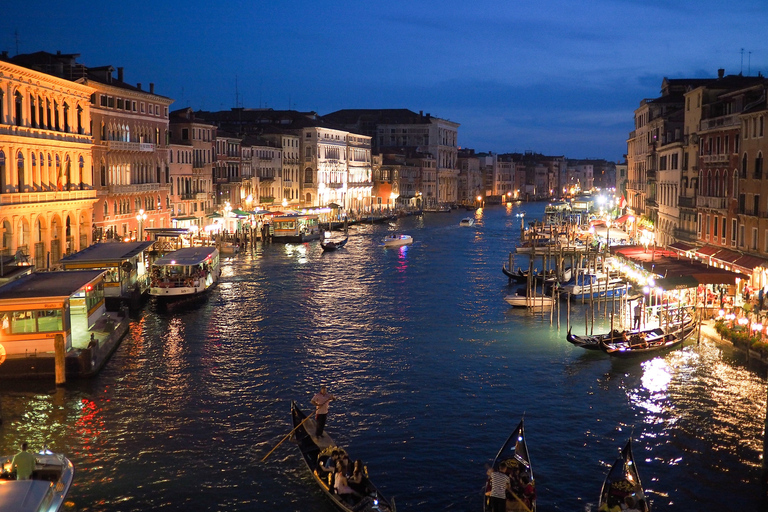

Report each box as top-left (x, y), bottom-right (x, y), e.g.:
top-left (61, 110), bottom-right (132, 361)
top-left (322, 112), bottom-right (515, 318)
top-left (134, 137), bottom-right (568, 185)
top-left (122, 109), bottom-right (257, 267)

top-left (311, 385), bottom-right (336, 438)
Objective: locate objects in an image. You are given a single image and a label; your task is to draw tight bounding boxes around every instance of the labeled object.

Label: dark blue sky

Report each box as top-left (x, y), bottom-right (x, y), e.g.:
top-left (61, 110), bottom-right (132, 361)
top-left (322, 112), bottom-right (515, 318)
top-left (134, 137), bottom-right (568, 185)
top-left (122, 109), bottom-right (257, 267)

top-left (3, 0), bottom-right (768, 161)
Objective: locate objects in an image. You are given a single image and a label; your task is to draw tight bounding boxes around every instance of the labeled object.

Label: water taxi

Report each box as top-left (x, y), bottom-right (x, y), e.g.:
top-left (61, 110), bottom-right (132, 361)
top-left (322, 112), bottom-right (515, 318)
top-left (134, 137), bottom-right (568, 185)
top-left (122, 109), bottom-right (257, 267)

top-left (0, 446), bottom-right (74, 512)
top-left (459, 217), bottom-right (475, 227)
top-left (271, 215), bottom-right (321, 242)
top-left (381, 234), bottom-right (413, 247)
top-left (149, 247), bottom-right (220, 300)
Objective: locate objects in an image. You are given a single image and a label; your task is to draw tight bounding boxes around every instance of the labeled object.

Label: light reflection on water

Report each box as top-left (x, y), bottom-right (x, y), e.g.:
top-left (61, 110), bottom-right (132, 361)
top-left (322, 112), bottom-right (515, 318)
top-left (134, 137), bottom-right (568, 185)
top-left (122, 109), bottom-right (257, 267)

top-left (0, 203), bottom-right (763, 511)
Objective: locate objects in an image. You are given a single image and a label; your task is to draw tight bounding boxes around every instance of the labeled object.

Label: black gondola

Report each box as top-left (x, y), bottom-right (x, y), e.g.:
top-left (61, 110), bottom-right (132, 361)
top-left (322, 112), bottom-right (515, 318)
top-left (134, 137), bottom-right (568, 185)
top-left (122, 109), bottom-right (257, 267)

top-left (599, 439), bottom-right (650, 511)
top-left (598, 317), bottom-right (696, 358)
top-left (483, 419), bottom-right (536, 512)
top-left (502, 265), bottom-right (531, 283)
top-left (321, 237), bottom-right (349, 252)
top-left (566, 316), bottom-right (695, 351)
top-left (290, 401), bottom-right (395, 512)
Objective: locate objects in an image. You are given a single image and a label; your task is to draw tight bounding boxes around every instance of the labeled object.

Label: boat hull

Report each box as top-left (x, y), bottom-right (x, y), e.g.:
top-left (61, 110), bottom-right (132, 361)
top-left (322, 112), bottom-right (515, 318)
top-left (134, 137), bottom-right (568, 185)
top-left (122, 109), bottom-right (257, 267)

top-left (0, 450), bottom-right (74, 512)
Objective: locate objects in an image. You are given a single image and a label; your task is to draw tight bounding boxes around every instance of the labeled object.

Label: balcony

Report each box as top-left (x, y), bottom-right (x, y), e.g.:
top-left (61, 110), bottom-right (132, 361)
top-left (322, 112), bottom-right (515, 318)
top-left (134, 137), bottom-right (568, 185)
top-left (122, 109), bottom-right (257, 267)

top-left (645, 198), bottom-right (658, 208)
top-left (674, 227), bottom-right (698, 243)
top-left (696, 195), bottom-right (727, 210)
top-left (699, 115), bottom-right (740, 131)
top-left (701, 154), bottom-right (729, 164)
top-left (678, 196), bottom-right (696, 208)
top-left (108, 183), bottom-right (161, 194)
top-left (646, 169), bottom-right (657, 180)
top-left (104, 140), bottom-right (156, 152)
top-left (0, 188), bottom-right (96, 205)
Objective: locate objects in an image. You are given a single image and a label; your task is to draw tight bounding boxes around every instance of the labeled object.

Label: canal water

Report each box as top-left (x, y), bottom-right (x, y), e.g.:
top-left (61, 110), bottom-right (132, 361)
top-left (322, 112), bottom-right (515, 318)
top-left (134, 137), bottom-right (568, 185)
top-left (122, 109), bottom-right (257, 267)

top-left (0, 202), bottom-right (764, 511)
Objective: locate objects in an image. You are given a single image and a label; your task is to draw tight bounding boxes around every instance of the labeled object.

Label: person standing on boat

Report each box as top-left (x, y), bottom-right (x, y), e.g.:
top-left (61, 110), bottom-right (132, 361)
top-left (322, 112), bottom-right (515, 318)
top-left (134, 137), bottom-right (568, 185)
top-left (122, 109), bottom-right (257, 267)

top-left (11, 442), bottom-right (36, 480)
top-left (487, 462), bottom-right (512, 512)
top-left (311, 385), bottom-right (336, 438)
top-left (633, 301), bottom-right (642, 329)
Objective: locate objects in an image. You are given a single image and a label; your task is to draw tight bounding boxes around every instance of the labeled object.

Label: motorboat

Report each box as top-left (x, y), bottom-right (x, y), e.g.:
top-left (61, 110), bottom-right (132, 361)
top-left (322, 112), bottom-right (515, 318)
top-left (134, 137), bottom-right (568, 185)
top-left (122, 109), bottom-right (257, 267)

top-left (560, 270), bottom-right (629, 300)
top-left (149, 246), bottom-right (221, 300)
top-left (0, 446), bottom-right (74, 512)
top-left (459, 217), bottom-right (475, 227)
top-left (504, 288), bottom-right (555, 308)
top-left (381, 234), bottom-right (413, 247)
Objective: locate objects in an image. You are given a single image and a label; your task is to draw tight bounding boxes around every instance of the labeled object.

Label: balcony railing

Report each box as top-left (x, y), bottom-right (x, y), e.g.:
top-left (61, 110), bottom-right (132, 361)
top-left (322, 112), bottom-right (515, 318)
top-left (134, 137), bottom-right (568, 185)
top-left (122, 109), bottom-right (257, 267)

top-left (678, 196), bottom-right (696, 208)
top-left (107, 183), bottom-right (160, 194)
top-left (701, 154), bottom-right (729, 164)
top-left (104, 140), bottom-right (156, 152)
top-left (696, 195), bottom-right (727, 210)
top-left (699, 115), bottom-right (740, 131)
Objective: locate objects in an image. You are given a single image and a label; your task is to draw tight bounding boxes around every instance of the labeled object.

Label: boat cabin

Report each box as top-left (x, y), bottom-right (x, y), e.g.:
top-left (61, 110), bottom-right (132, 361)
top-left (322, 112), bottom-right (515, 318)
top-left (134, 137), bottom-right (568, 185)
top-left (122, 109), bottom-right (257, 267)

top-left (59, 242), bottom-right (154, 309)
top-left (0, 270), bottom-right (108, 377)
top-left (271, 215), bottom-right (321, 242)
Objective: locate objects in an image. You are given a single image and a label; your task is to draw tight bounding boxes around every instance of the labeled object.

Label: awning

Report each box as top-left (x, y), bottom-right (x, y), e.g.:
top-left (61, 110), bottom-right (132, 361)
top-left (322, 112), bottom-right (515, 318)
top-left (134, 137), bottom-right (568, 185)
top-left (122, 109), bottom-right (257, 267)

top-left (252, 209), bottom-right (271, 215)
top-left (615, 214), bottom-right (634, 224)
top-left (206, 212), bottom-right (223, 218)
top-left (172, 216), bottom-right (197, 222)
top-left (669, 241), bottom-right (695, 253)
top-left (231, 208), bottom-right (251, 217)
top-left (696, 245), bottom-right (720, 257)
top-left (327, 203), bottom-right (341, 208)
top-left (712, 248), bottom-right (741, 264)
top-left (734, 254), bottom-right (768, 272)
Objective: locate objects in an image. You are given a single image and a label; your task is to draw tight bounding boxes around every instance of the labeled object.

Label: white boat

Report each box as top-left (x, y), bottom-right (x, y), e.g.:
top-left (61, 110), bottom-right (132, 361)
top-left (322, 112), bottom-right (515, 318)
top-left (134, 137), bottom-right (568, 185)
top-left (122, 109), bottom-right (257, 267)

top-left (150, 247), bottom-right (221, 300)
top-left (0, 447), bottom-right (74, 512)
top-left (561, 270), bottom-right (629, 299)
top-left (382, 234), bottom-right (413, 247)
top-left (459, 217), bottom-right (475, 227)
top-left (504, 291), bottom-right (555, 308)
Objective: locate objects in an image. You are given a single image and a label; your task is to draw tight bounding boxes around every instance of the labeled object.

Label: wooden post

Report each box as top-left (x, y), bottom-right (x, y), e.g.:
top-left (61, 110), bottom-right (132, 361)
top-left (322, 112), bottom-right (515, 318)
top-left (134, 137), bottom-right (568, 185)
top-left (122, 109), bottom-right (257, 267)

top-left (567, 287), bottom-right (571, 332)
top-left (54, 333), bottom-right (66, 386)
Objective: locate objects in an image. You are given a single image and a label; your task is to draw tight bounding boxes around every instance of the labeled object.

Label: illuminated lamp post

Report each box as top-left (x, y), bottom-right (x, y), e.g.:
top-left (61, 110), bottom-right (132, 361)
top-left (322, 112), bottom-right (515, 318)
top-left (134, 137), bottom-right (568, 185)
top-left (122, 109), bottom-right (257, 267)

top-left (516, 212), bottom-right (525, 238)
top-left (136, 209), bottom-right (147, 241)
top-left (477, 195), bottom-right (483, 209)
top-left (506, 191), bottom-right (512, 205)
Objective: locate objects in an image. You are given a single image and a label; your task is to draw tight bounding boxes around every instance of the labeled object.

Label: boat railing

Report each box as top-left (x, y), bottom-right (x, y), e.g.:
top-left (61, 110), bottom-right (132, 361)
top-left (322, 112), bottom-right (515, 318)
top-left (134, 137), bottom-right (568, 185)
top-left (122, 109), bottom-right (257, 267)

top-left (151, 270), bottom-right (209, 288)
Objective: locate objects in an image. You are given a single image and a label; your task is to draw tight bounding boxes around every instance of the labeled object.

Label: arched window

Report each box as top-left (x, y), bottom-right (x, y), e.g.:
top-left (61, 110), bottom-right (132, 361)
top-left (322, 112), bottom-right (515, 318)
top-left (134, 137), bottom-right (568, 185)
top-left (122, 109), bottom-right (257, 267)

top-left (103, 201), bottom-right (108, 218)
top-left (742, 153), bottom-right (748, 178)
top-left (304, 167), bottom-right (313, 183)
top-left (722, 170), bottom-right (729, 197)
top-left (31, 153), bottom-right (37, 190)
top-left (0, 150), bottom-right (6, 193)
top-left (14, 92), bottom-right (22, 127)
top-left (756, 152), bottom-right (764, 179)
top-left (714, 170), bottom-right (720, 196)
top-left (17, 152), bottom-right (24, 192)
top-left (0, 90), bottom-right (4, 124)
top-left (78, 156), bottom-right (85, 190)
top-left (100, 161), bottom-right (106, 187)
top-left (55, 155), bottom-right (62, 191)
top-left (64, 155), bottom-right (72, 191)
top-left (113, 201), bottom-right (118, 216)
top-left (29, 95), bottom-right (36, 127)
top-left (76, 105), bottom-right (83, 134)
top-left (63, 102), bottom-right (70, 133)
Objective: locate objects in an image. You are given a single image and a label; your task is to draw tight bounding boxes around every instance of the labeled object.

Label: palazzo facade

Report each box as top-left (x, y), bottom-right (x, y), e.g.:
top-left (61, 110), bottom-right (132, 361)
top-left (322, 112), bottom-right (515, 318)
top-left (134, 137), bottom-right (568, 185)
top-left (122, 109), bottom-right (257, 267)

top-left (0, 59), bottom-right (96, 268)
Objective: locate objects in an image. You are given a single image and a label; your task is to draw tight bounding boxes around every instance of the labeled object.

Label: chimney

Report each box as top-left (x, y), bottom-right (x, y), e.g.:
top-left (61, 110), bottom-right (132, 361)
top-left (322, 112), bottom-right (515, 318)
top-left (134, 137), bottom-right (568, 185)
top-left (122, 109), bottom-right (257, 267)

top-left (137, 83), bottom-right (142, 90)
top-left (149, 83), bottom-right (154, 94)
top-left (718, 68), bottom-right (725, 79)
top-left (426, 113), bottom-right (431, 120)
top-left (117, 67), bottom-right (124, 82)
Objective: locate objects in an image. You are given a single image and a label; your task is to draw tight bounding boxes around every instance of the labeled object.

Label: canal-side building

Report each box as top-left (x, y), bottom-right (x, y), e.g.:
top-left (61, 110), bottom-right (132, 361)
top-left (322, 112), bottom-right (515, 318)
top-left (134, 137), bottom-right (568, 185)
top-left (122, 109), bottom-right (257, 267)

top-left (0, 53), bottom-right (97, 268)
top-left (168, 107), bottom-right (215, 228)
top-left (321, 109), bottom-right (460, 206)
top-left (76, 65), bottom-right (174, 242)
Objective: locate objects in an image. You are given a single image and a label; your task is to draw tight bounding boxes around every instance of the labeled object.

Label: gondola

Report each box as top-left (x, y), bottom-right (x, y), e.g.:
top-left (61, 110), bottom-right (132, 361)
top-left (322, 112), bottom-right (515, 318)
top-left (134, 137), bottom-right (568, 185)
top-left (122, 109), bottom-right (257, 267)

top-left (566, 316), bottom-right (695, 351)
top-left (502, 265), bottom-right (531, 283)
top-left (598, 317), bottom-right (696, 358)
top-left (290, 401), bottom-right (395, 512)
top-left (599, 439), bottom-right (650, 512)
top-left (483, 419), bottom-right (536, 512)
top-left (321, 237), bottom-right (348, 252)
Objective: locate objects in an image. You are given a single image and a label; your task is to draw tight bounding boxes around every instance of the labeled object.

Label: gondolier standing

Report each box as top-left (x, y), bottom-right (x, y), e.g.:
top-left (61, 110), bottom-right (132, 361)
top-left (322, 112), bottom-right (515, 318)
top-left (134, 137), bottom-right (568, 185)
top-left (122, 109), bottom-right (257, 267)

top-left (311, 385), bottom-right (336, 438)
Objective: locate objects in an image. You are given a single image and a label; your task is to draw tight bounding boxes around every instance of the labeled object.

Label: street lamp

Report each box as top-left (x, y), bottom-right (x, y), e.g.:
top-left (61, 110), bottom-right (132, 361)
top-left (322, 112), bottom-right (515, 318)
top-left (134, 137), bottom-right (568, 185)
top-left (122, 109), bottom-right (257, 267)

top-left (516, 212), bottom-right (525, 236)
top-left (136, 209), bottom-right (147, 240)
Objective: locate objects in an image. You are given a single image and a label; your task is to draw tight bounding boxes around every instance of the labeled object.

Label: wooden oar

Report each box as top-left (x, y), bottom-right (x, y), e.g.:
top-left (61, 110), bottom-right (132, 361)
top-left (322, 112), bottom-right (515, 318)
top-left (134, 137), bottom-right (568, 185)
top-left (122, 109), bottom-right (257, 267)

top-left (261, 411), bottom-right (316, 462)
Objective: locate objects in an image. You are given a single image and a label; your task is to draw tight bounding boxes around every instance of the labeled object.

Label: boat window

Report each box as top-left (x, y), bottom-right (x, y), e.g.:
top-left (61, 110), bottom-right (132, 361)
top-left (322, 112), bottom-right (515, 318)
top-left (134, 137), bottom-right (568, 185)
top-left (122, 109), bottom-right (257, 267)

top-left (36, 309), bottom-right (64, 332)
top-left (10, 310), bottom-right (37, 333)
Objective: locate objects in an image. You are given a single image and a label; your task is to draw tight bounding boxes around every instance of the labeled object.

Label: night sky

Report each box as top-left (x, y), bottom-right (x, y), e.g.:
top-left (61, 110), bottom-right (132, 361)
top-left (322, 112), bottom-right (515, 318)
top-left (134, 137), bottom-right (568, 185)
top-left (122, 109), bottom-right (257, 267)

top-left (3, 0), bottom-right (767, 161)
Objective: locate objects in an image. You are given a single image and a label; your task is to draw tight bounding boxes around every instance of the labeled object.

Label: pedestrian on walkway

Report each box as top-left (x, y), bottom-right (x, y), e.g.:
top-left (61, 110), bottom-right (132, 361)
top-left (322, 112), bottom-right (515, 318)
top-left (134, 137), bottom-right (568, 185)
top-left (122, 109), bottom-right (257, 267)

top-left (633, 301), bottom-right (642, 330)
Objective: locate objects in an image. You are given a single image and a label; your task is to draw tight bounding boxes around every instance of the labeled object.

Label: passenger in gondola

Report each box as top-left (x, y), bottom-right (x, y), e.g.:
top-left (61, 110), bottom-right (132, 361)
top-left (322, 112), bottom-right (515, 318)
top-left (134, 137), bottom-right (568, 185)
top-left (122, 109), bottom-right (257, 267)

top-left (520, 474), bottom-right (535, 509)
top-left (348, 459), bottom-right (368, 494)
top-left (334, 461), bottom-right (361, 502)
top-left (317, 449), bottom-right (341, 483)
